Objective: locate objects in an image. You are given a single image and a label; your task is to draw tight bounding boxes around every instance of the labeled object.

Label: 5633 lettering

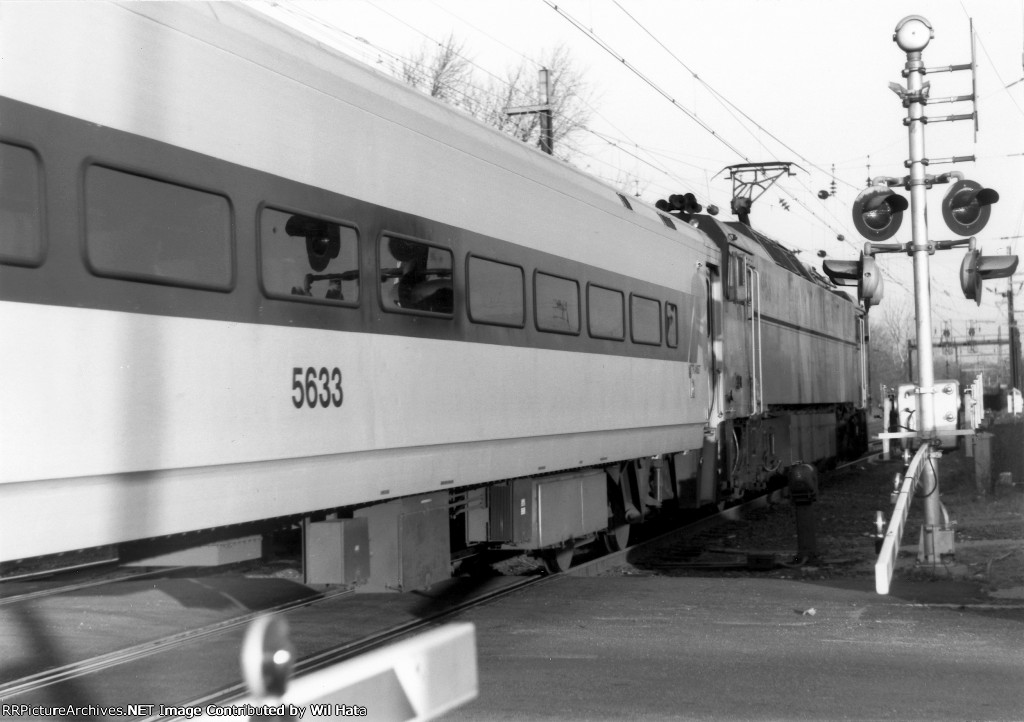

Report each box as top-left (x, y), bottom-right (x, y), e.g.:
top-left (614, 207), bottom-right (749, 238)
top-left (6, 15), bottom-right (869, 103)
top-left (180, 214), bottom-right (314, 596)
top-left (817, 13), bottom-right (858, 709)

top-left (292, 367), bottom-right (343, 408)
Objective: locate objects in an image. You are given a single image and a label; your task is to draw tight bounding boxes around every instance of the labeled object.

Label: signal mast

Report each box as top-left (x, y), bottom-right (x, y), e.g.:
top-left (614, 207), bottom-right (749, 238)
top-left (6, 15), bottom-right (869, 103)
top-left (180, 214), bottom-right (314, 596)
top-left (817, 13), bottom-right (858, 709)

top-left (821, 16), bottom-right (1018, 590)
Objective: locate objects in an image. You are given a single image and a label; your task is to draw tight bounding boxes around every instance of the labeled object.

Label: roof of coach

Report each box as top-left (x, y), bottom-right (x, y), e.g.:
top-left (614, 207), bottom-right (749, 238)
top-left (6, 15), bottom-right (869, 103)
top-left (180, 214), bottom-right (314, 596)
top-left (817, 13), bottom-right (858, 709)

top-left (188, 2), bottom-right (709, 247)
top-left (243, 9), bottom-right (841, 297)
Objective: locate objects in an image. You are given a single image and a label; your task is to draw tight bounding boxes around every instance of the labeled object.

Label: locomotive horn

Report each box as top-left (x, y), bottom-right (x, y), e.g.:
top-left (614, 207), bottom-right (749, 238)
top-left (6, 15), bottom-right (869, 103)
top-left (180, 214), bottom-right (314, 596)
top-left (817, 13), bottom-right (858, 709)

top-left (669, 193), bottom-right (703, 215)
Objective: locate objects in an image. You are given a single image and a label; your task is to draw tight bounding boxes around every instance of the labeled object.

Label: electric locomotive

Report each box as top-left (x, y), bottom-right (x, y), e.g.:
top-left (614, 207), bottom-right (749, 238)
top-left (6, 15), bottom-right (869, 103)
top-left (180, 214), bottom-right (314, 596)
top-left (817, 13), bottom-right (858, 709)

top-left (0, 2), bottom-right (866, 588)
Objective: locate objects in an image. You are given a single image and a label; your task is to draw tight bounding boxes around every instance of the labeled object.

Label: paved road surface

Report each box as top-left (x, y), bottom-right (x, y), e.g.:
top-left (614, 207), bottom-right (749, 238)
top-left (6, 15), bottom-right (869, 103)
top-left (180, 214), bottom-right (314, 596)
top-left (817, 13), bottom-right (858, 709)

top-left (443, 574), bottom-right (1024, 721)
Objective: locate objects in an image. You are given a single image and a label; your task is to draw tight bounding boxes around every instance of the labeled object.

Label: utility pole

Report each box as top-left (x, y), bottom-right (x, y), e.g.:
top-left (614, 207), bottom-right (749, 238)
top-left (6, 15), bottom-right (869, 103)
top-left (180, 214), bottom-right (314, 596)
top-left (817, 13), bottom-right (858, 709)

top-left (506, 67), bottom-right (554, 155)
top-left (1001, 253), bottom-right (1021, 390)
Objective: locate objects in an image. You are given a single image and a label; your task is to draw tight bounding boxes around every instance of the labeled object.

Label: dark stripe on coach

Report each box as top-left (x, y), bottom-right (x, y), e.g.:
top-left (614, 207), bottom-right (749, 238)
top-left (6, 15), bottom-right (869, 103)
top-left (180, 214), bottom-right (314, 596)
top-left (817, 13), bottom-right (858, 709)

top-left (1, 97), bottom-right (702, 364)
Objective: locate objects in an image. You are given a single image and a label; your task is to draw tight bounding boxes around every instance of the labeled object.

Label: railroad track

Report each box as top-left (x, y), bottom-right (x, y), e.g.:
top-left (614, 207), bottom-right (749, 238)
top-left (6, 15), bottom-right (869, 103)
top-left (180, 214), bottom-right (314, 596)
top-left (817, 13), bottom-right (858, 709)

top-left (0, 585), bottom-right (351, 703)
top-left (147, 493), bottom-right (781, 720)
top-left (0, 489), bottom-right (784, 719)
top-left (0, 566), bottom-right (189, 608)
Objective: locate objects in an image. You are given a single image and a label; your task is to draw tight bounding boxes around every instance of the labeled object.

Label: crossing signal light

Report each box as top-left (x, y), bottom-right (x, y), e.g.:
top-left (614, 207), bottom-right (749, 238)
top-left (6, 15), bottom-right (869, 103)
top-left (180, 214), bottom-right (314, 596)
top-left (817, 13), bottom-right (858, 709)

top-left (822, 252), bottom-right (884, 307)
top-left (851, 185), bottom-right (908, 241)
top-left (942, 179), bottom-right (999, 236)
top-left (959, 245), bottom-right (1018, 306)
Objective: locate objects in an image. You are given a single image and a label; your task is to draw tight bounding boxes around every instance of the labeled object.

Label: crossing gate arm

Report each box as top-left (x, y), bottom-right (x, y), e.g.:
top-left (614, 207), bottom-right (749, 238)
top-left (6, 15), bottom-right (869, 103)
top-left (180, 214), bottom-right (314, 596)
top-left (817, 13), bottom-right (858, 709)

top-left (875, 444), bottom-right (929, 594)
top-left (192, 622), bottom-right (477, 721)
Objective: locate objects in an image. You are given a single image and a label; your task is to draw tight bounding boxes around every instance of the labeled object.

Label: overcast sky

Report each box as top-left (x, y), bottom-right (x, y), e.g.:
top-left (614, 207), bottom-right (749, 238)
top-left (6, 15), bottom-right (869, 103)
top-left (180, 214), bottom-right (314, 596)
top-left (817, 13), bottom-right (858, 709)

top-left (257, 0), bottom-right (1024, 344)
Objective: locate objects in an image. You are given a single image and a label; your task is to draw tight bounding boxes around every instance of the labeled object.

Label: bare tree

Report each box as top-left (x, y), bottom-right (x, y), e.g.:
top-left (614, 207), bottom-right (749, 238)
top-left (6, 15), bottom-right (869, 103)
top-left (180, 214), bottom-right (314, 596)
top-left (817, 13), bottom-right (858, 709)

top-left (869, 300), bottom-right (915, 391)
top-left (473, 45), bottom-right (595, 161)
top-left (876, 300), bottom-right (915, 367)
top-left (400, 33), bottom-right (475, 111)
top-left (399, 38), bottom-right (596, 161)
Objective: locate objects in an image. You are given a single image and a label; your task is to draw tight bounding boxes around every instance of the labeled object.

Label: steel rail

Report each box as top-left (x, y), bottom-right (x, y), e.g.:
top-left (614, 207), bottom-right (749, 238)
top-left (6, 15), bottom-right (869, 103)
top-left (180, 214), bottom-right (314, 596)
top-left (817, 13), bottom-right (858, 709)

top-left (0, 556), bottom-right (119, 584)
top-left (0, 585), bottom-right (353, 700)
top-left (0, 566), bottom-right (188, 608)
top-left (5, 483), bottom-right (837, 716)
top-left (153, 576), bottom-right (547, 719)
top-left (153, 492), bottom-right (784, 719)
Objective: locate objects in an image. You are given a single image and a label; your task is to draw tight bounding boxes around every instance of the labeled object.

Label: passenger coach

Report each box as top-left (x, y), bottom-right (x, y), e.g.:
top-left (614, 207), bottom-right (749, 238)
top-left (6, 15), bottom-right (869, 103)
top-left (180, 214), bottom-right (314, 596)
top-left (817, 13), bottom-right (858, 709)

top-left (0, 2), bottom-right (866, 587)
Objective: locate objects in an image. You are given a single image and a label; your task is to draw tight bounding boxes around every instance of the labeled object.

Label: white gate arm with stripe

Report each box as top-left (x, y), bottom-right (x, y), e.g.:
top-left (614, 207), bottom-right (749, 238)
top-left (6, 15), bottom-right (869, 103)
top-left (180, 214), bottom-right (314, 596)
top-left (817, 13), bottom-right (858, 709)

top-left (192, 617), bottom-right (477, 721)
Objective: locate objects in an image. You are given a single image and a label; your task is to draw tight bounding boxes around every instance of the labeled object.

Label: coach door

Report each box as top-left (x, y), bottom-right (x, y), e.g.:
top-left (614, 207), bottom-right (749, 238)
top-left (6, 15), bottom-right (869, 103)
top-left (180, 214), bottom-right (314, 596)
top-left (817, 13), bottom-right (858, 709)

top-left (746, 263), bottom-right (763, 415)
top-left (706, 264), bottom-right (724, 423)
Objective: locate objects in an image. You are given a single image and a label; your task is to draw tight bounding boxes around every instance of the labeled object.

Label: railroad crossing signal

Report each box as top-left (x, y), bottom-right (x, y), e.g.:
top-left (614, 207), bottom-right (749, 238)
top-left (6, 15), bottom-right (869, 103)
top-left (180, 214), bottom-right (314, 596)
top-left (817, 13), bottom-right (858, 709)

top-left (851, 184), bottom-right (908, 241)
top-left (866, 13), bottom-right (1015, 579)
top-left (942, 178), bottom-right (1000, 236)
top-left (959, 239), bottom-right (1018, 306)
top-left (822, 251), bottom-right (884, 307)
top-left (851, 175), bottom-right (999, 243)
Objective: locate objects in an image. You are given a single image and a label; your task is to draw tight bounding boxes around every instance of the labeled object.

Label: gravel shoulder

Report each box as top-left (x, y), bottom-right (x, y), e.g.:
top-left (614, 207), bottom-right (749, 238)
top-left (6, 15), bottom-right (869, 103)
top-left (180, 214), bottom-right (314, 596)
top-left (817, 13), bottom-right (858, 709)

top-left (623, 447), bottom-right (1024, 601)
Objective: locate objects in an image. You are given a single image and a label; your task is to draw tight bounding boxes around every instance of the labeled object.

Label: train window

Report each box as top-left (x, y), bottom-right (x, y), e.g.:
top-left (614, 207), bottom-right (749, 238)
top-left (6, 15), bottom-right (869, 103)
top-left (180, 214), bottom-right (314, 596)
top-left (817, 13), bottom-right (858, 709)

top-left (665, 302), bottom-right (679, 348)
top-left (0, 142), bottom-right (44, 266)
top-left (379, 235), bottom-right (453, 316)
top-left (535, 271), bottom-right (580, 335)
top-left (616, 193), bottom-right (633, 211)
top-left (260, 207), bottom-right (359, 305)
top-left (587, 284), bottom-right (624, 340)
top-left (727, 251), bottom-right (748, 302)
top-left (658, 214), bottom-right (676, 230)
top-left (630, 294), bottom-right (661, 345)
top-left (85, 165), bottom-right (231, 289)
top-left (467, 255), bottom-right (524, 327)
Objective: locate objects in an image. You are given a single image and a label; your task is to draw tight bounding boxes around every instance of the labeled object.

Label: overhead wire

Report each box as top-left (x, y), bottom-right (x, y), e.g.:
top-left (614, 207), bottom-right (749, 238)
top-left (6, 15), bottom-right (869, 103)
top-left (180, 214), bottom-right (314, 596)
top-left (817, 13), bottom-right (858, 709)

top-left (362, 0), bottom-right (702, 195)
top-left (541, 0), bottom-right (751, 163)
top-left (268, 0), bottom-right (745, 213)
top-left (405, 2), bottom-right (726, 207)
top-left (962, 1), bottom-right (1024, 121)
top-left (608, 0), bottom-right (862, 195)
top-left (270, 0), bottom-right (980, 326)
top-left (607, 0), bottom-right (770, 160)
top-left (589, 0), bottom-right (888, 248)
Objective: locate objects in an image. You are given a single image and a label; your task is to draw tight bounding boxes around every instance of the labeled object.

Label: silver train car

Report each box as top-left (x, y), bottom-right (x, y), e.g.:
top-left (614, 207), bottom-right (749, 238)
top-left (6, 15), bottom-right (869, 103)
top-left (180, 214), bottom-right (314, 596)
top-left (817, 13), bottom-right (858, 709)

top-left (0, 2), bottom-right (867, 587)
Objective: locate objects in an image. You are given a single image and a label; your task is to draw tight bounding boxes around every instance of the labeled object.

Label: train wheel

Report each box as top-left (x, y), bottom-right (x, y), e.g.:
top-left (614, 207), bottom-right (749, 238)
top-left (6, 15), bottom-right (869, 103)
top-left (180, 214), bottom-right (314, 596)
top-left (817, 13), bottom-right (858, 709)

top-left (541, 547), bottom-right (574, 574)
top-left (601, 524), bottom-right (630, 552)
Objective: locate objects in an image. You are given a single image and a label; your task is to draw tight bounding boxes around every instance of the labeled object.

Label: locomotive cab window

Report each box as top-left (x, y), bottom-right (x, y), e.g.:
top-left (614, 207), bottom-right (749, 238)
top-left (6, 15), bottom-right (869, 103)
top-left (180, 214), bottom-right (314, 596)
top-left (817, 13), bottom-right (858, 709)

top-left (535, 271), bottom-right (580, 335)
top-left (587, 284), bottom-right (624, 341)
top-left (379, 235), bottom-right (453, 316)
top-left (467, 254), bottom-right (524, 327)
top-left (630, 294), bottom-right (662, 345)
top-left (0, 142), bottom-right (44, 266)
top-left (84, 165), bottom-right (232, 289)
top-left (260, 207), bottom-right (359, 305)
top-left (727, 251), bottom-right (748, 303)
